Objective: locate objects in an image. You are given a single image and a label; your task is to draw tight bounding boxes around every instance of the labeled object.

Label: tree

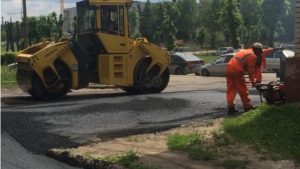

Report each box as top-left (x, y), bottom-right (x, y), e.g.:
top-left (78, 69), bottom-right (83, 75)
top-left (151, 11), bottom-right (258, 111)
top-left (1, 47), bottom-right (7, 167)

top-left (72, 16), bottom-right (77, 40)
top-left (48, 11), bottom-right (65, 41)
top-left (219, 0), bottom-right (242, 49)
top-left (1, 30), bottom-right (7, 42)
top-left (139, 0), bottom-right (152, 41)
top-left (175, 0), bottom-right (197, 41)
top-left (195, 26), bottom-right (207, 48)
top-left (198, 0), bottom-right (224, 49)
top-left (129, 8), bottom-right (139, 34)
top-left (36, 15), bottom-right (52, 39)
top-left (149, 4), bottom-right (162, 44)
top-left (5, 21), bottom-right (14, 51)
top-left (261, 0), bottom-right (290, 47)
top-left (153, 2), bottom-right (180, 51)
top-left (132, 32), bottom-right (142, 39)
top-left (278, 0), bottom-right (294, 43)
top-left (27, 16), bottom-right (40, 46)
top-left (238, 0), bottom-right (263, 45)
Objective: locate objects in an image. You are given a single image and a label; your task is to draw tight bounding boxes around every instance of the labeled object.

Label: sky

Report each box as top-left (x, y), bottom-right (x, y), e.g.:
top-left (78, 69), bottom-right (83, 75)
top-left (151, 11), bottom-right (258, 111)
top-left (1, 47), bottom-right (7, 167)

top-left (0, 0), bottom-right (151, 22)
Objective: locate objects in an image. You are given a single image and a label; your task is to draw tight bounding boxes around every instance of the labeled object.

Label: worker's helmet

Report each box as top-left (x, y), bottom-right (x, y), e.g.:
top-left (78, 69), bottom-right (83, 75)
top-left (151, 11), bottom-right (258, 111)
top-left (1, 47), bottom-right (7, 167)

top-left (252, 42), bottom-right (264, 52)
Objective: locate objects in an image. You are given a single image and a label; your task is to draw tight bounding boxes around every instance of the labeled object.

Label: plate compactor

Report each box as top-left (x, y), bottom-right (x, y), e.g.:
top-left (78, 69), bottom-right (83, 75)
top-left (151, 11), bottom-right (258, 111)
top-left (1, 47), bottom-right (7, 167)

top-left (255, 82), bottom-right (285, 105)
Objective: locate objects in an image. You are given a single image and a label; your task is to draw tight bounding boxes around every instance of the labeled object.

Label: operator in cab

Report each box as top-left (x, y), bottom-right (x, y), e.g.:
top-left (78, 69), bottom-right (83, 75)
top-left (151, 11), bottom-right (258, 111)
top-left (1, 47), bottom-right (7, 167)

top-left (101, 9), bottom-right (117, 35)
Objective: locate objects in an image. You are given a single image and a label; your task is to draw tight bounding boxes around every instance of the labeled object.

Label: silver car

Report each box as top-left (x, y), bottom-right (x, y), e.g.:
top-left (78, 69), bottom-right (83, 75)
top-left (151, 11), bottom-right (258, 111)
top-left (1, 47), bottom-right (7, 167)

top-left (211, 47), bottom-right (233, 56)
top-left (198, 53), bottom-right (234, 76)
top-left (265, 49), bottom-right (294, 72)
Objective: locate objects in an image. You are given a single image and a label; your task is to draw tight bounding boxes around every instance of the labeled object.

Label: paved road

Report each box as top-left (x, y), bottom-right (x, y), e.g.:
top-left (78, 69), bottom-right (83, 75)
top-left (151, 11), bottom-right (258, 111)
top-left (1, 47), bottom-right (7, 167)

top-left (1, 89), bottom-right (262, 154)
top-left (1, 129), bottom-right (81, 169)
top-left (1, 73), bottom-right (278, 169)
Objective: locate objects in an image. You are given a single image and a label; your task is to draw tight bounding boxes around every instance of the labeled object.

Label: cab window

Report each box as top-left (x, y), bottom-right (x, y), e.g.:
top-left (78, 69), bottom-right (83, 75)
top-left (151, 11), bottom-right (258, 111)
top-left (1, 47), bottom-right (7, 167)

top-left (100, 5), bottom-right (124, 37)
top-left (119, 6), bottom-right (124, 36)
top-left (78, 8), bottom-right (96, 32)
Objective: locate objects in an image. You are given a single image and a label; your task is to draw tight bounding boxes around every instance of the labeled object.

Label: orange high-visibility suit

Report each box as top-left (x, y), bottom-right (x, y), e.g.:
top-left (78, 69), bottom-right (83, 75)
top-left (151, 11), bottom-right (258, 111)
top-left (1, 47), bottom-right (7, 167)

top-left (226, 49), bottom-right (257, 110)
top-left (254, 48), bottom-right (273, 83)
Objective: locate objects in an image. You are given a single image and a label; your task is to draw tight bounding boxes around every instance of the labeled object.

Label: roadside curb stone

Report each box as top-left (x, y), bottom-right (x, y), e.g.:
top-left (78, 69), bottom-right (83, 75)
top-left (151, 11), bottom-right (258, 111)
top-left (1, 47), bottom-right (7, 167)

top-left (46, 149), bottom-right (127, 169)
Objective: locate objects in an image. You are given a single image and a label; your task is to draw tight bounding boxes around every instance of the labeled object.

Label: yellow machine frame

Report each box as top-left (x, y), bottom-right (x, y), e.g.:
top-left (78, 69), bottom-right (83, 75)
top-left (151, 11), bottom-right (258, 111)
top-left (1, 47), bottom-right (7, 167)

top-left (14, 0), bottom-right (170, 100)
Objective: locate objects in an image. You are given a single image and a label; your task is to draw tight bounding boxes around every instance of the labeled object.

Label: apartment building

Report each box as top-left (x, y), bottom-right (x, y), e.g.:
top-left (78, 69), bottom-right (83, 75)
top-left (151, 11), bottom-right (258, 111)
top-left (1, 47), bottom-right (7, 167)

top-left (63, 7), bottom-right (77, 35)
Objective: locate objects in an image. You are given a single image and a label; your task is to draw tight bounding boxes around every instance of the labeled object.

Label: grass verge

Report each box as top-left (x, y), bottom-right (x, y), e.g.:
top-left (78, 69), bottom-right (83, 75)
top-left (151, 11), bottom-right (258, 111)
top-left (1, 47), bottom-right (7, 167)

top-left (223, 103), bottom-right (300, 162)
top-left (1, 65), bottom-right (17, 88)
top-left (98, 151), bottom-right (159, 169)
top-left (167, 133), bottom-right (216, 161)
top-left (53, 149), bottom-right (160, 169)
top-left (195, 53), bottom-right (217, 63)
top-left (167, 103), bottom-right (300, 168)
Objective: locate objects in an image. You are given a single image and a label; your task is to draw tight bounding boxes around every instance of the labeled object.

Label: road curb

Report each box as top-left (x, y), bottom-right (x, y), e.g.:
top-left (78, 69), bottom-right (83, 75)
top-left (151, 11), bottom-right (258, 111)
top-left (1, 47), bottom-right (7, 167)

top-left (46, 149), bottom-right (126, 169)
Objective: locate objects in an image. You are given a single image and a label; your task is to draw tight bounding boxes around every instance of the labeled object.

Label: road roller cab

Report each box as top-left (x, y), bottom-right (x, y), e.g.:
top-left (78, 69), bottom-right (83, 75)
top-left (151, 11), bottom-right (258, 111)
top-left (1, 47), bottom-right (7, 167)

top-left (15, 0), bottom-right (171, 100)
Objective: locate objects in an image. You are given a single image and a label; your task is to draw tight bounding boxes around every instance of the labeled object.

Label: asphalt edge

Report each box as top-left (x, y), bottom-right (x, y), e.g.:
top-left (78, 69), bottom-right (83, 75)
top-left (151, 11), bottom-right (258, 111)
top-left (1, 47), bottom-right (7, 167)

top-left (46, 149), bottom-right (127, 169)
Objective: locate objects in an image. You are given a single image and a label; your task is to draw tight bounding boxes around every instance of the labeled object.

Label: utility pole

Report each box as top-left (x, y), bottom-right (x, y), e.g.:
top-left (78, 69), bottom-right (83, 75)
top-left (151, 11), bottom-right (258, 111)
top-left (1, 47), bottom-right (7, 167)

top-left (7, 13), bottom-right (22, 22)
top-left (22, 0), bottom-right (28, 48)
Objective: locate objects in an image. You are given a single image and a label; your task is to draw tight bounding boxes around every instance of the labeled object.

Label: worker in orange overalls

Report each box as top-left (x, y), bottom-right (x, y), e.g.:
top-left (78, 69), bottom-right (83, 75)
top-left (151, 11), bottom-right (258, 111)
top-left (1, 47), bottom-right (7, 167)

top-left (226, 43), bottom-right (264, 115)
top-left (254, 48), bottom-right (274, 83)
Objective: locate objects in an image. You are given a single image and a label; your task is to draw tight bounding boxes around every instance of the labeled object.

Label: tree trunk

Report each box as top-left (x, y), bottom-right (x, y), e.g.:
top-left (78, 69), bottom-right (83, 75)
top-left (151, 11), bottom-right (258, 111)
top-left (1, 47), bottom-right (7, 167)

top-left (5, 22), bottom-right (9, 52)
top-left (230, 25), bottom-right (238, 49)
top-left (10, 22), bottom-right (15, 52)
top-left (28, 38), bottom-right (32, 46)
top-left (59, 31), bottom-right (62, 39)
top-left (210, 33), bottom-right (214, 49)
top-left (268, 26), bottom-right (275, 47)
top-left (16, 21), bottom-right (20, 51)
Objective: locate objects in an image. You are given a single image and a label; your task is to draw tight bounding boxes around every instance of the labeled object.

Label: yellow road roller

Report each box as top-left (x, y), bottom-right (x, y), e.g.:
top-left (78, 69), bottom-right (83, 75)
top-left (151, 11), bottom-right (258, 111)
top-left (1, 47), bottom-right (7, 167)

top-left (15, 0), bottom-right (170, 100)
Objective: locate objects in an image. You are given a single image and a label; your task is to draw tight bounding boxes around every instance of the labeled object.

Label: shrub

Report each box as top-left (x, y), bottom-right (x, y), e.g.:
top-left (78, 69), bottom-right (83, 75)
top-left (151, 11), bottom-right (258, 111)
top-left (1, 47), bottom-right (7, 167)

top-left (1, 52), bottom-right (17, 65)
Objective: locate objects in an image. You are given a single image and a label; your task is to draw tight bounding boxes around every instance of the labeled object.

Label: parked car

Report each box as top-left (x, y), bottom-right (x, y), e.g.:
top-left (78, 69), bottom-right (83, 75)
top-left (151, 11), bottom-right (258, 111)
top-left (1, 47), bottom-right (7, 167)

top-left (7, 62), bottom-right (18, 70)
top-left (285, 45), bottom-right (294, 51)
top-left (168, 52), bottom-right (206, 75)
top-left (198, 53), bottom-right (234, 76)
top-left (211, 47), bottom-right (233, 56)
top-left (265, 49), bottom-right (294, 72)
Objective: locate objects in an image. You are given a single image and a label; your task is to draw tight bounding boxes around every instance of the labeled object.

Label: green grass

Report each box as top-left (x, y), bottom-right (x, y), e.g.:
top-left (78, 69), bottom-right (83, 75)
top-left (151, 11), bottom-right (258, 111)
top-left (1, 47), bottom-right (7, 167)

top-left (1, 43), bottom-right (19, 53)
top-left (195, 53), bottom-right (216, 63)
top-left (167, 133), bottom-right (203, 150)
top-left (99, 151), bottom-right (160, 169)
top-left (1, 65), bottom-right (17, 87)
top-left (222, 103), bottom-right (300, 162)
top-left (166, 104), bottom-right (300, 169)
top-left (167, 133), bottom-right (216, 161)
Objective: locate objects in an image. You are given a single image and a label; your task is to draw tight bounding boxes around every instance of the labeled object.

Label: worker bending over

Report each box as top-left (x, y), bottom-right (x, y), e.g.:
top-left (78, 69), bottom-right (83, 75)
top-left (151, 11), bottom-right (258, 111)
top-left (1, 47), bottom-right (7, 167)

top-left (226, 43), bottom-right (264, 115)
